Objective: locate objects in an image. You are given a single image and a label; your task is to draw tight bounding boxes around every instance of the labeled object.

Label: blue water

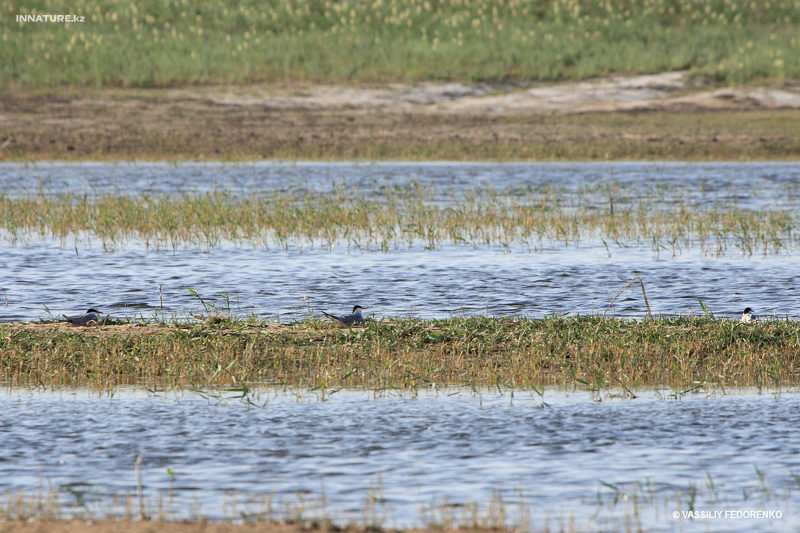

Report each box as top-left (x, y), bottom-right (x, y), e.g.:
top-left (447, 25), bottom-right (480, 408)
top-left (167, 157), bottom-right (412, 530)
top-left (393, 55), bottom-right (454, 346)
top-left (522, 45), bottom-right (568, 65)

top-left (1, 162), bottom-right (797, 210)
top-left (1, 161), bottom-right (798, 323)
top-left (1, 387), bottom-right (798, 532)
top-left (2, 160), bottom-right (799, 533)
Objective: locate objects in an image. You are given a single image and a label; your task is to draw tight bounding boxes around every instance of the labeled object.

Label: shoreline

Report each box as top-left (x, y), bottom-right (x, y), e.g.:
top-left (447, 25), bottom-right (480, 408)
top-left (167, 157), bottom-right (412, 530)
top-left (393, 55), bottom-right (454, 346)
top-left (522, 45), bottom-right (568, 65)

top-left (1, 74), bottom-right (799, 162)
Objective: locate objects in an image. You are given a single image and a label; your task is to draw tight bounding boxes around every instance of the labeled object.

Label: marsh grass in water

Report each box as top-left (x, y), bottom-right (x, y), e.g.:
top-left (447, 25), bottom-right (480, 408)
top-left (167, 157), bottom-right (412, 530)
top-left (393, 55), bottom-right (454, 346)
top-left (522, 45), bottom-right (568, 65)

top-left (2, 467), bottom-right (797, 532)
top-left (2, 316), bottom-right (799, 389)
top-left (1, 183), bottom-right (798, 255)
top-left (3, 0), bottom-right (799, 88)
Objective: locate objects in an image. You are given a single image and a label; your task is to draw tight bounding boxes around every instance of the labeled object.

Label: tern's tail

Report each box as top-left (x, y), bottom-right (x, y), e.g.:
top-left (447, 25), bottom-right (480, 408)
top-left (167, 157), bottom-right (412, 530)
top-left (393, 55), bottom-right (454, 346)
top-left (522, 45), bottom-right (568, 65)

top-left (322, 311), bottom-right (341, 322)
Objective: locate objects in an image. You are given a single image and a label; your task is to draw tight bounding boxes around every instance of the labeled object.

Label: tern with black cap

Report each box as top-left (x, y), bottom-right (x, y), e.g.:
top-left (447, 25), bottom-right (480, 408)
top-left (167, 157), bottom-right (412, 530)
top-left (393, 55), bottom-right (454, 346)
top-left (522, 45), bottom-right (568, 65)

top-left (322, 305), bottom-right (366, 325)
top-left (63, 308), bottom-right (103, 325)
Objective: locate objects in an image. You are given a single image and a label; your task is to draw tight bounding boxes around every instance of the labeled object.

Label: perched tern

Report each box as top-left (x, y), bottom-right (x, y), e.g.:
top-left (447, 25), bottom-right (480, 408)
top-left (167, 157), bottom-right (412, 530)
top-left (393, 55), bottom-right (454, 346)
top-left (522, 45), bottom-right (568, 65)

top-left (740, 307), bottom-right (755, 323)
top-left (322, 305), bottom-right (366, 326)
top-left (63, 308), bottom-right (103, 326)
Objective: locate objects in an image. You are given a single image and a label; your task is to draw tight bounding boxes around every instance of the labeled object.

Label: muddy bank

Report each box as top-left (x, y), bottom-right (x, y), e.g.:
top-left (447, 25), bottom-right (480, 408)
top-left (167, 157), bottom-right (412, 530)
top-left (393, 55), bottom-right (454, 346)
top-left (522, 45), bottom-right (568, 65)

top-left (1, 73), bottom-right (799, 161)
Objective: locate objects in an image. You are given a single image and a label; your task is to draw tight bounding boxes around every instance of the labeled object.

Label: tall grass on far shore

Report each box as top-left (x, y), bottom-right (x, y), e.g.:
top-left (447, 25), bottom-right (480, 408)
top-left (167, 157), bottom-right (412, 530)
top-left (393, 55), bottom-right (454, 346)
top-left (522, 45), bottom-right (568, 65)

top-left (2, 0), bottom-right (799, 88)
top-left (0, 183), bottom-right (798, 255)
top-left (2, 315), bottom-right (798, 389)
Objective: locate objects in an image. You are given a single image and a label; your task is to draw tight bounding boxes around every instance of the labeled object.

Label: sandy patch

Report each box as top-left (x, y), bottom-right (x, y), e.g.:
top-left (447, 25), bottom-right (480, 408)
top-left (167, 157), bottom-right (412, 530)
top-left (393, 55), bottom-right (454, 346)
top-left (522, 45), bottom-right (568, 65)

top-left (168, 72), bottom-right (800, 114)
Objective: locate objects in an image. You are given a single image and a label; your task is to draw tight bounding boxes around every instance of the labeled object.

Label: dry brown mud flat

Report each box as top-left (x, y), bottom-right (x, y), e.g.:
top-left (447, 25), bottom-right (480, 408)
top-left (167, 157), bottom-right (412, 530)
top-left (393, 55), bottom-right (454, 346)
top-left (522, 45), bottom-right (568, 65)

top-left (1, 73), bottom-right (799, 161)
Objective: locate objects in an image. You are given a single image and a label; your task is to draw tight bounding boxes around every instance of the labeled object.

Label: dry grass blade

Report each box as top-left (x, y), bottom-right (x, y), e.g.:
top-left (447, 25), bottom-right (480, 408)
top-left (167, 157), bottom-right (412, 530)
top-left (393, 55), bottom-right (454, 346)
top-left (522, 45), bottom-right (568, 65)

top-left (603, 275), bottom-right (652, 319)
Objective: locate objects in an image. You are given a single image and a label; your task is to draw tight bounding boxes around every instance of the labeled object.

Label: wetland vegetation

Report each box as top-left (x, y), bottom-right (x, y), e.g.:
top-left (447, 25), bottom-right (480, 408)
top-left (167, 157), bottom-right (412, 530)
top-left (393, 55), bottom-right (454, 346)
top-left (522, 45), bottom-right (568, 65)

top-left (4, 4), bottom-right (800, 533)
top-left (2, 465), bottom-right (796, 532)
top-left (2, 182), bottom-right (799, 255)
top-left (3, 315), bottom-right (799, 390)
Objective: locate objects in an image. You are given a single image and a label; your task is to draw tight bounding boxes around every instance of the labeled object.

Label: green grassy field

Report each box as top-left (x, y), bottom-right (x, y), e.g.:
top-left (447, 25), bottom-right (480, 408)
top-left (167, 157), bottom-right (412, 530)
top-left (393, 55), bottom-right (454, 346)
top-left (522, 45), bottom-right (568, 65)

top-left (2, 184), bottom-right (798, 254)
top-left (3, 0), bottom-right (799, 88)
top-left (3, 315), bottom-right (798, 389)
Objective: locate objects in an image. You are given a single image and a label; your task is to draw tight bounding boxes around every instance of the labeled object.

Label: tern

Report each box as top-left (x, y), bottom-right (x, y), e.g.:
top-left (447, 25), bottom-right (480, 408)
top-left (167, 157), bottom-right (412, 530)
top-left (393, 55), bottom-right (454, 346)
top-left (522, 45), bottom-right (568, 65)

top-left (740, 307), bottom-right (755, 323)
top-left (322, 305), bottom-right (366, 326)
top-left (63, 308), bottom-right (103, 326)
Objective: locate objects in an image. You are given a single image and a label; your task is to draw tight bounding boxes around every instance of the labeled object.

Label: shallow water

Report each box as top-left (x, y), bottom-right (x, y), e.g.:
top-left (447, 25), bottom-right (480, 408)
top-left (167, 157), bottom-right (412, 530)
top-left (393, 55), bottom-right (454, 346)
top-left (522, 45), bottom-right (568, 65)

top-left (1, 161), bottom-right (799, 323)
top-left (2, 161), bottom-right (798, 533)
top-left (1, 388), bottom-right (798, 531)
top-left (2, 238), bottom-right (799, 323)
top-left (2, 161), bottom-right (798, 209)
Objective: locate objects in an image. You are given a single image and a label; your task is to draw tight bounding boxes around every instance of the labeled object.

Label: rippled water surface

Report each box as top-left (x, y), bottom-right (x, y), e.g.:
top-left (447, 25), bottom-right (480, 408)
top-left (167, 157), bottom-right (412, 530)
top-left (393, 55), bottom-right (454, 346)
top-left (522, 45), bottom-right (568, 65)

top-left (2, 388), bottom-right (798, 531)
top-left (1, 161), bottom-right (799, 322)
top-left (3, 161), bottom-right (799, 532)
top-left (2, 161), bottom-right (798, 205)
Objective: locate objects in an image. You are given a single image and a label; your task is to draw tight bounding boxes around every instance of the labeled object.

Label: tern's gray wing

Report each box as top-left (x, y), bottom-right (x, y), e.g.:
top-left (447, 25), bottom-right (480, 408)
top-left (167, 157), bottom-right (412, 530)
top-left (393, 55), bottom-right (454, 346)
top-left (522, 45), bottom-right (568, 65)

top-left (338, 312), bottom-right (364, 325)
top-left (339, 314), bottom-right (358, 325)
top-left (63, 312), bottom-right (100, 325)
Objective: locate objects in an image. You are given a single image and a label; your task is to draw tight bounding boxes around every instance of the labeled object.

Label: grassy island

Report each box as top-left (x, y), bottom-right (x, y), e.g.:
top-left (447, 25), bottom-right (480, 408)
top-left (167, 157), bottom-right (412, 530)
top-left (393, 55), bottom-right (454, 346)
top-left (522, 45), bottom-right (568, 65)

top-left (3, 315), bottom-right (798, 390)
